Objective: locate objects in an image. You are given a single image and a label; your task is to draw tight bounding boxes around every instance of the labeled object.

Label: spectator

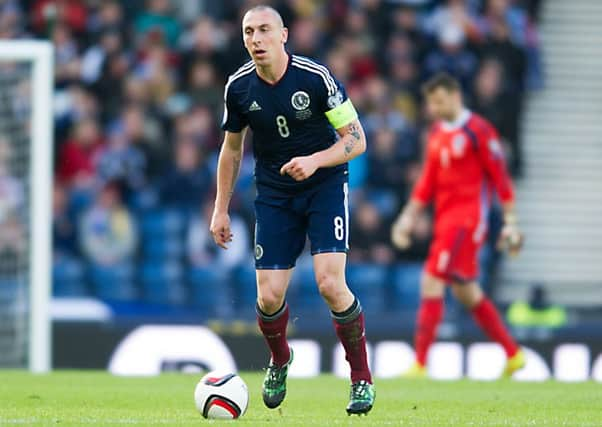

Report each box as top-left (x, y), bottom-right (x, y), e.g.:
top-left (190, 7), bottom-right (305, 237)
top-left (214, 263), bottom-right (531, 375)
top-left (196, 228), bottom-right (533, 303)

top-left (349, 200), bottom-right (395, 265)
top-left (422, 23), bottom-right (478, 90)
top-left (159, 139), bottom-right (212, 211)
top-left (94, 50), bottom-right (131, 121)
top-left (366, 127), bottom-right (413, 199)
top-left (52, 23), bottom-right (81, 86)
top-left (386, 33), bottom-right (420, 124)
top-left (179, 16), bottom-right (229, 80)
top-left (390, 5), bottom-right (432, 62)
top-left (133, 44), bottom-right (176, 108)
top-left (469, 58), bottom-right (521, 174)
top-left (119, 104), bottom-right (165, 178)
top-left (96, 124), bottom-right (147, 196)
top-left (57, 117), bottom-right (104, 188)
top-left (86, 0), bottom-right (125, 43)
top-left (53, 181), bottom-right (78, 257)
top-left (184, 60), bottom-right (222, 114)
top-left (80, 29), bottom-right (123, 85)
top-left (32, 0), bottom-right (87, 36)
top-left (0, 1), bottom-right (25, 39)
top-left (288, 17), bottom-right (321, 58)
top-left (134, 0), bottom-right (181, 49)
top-left (79, 182), bottom-right (137, 266)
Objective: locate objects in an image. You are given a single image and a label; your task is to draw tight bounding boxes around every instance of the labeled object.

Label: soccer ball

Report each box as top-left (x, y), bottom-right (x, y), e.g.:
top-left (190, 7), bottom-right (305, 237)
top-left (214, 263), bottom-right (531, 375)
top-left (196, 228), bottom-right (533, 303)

top-left (194, 371), bottom-right (249, 420)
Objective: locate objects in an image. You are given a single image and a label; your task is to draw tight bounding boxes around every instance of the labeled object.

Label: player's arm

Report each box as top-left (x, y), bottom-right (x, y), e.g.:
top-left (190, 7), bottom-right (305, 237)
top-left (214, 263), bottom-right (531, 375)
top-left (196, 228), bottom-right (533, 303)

top-left (210, 129), bottom-right (247, 249)
top-left (477, 126), bottom-right (523, 255)
top-left (309, 117), bottom-right (367, 169)
top-left (391, 140), bottom-right (437, 249)
top-left (280, 100), bottom-right (365, 181)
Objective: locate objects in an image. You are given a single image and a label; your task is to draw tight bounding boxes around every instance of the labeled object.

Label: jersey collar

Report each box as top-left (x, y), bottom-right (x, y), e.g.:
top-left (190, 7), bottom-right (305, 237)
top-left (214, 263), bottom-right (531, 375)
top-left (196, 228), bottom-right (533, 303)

top-left (440, 108), bottom-right (471, 132)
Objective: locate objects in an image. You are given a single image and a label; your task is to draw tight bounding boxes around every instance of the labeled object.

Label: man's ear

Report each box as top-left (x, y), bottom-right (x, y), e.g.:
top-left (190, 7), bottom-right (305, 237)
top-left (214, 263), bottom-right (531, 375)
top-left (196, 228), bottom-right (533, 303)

top-left (282, 27), bottom-right (288, 44)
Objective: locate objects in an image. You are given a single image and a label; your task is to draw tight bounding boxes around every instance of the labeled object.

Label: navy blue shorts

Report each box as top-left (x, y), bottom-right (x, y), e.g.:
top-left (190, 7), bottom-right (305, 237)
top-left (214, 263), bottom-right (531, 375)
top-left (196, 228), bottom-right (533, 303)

top-left (254, 177), bottom-right (349, 269)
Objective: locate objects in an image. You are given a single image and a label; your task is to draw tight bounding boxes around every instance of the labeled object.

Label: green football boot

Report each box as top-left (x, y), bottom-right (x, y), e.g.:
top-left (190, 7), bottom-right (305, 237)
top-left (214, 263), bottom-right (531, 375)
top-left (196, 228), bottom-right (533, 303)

top-left (262, 347), bottom-right (294, 409)
top-left (346, 380), bottom-right (375, 415)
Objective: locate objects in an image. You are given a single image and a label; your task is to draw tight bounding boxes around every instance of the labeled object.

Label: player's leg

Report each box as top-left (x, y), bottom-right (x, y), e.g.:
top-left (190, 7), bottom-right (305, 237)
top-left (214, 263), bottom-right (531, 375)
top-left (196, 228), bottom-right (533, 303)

top-left (451, 280), bottom-right (524, 377)
top-left (449, 231), bottom-right (524, 377)
top-left (256, 269), bottom-right (293, 366)
top-left (254, 195), bottom-right (305, 408)
top-left (307, 180), bottom-right (374, 415)
top-left (407, 272), bottom-right (446, 377)
top-left (404, 230), bottom-right (450, 377)
top-left (313, 252), bottom-right (374, 414)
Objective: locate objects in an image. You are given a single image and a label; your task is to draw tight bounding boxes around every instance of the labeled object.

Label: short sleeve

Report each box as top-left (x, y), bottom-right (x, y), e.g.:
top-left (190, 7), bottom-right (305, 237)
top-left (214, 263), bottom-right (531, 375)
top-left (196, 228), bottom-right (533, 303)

top-left (320, 76), bottom-right (358, 129)
top-left (221, 82), bottom-right (247, 133)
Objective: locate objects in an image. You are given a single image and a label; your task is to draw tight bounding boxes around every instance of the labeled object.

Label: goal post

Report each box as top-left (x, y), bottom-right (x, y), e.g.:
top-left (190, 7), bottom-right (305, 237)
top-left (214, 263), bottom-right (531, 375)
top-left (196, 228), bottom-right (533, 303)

top-left (0, 41), bottom-right (53, 373)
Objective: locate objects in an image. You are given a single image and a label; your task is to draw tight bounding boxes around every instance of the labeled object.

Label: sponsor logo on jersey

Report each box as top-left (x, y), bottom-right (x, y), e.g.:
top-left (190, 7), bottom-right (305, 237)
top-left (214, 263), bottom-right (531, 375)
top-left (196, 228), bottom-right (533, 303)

top-left (248, 101), bottom-right (262, 111)
top-left (291, 91), bottom-right (311, 110)
top-left (327, 91), bottom-right (344, 109)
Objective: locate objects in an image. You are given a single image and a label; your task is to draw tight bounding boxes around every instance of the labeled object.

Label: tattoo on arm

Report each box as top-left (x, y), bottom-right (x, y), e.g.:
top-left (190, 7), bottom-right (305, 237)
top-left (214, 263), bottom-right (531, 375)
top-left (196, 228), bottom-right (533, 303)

top-left (344, 123), bottom-right (361, 156)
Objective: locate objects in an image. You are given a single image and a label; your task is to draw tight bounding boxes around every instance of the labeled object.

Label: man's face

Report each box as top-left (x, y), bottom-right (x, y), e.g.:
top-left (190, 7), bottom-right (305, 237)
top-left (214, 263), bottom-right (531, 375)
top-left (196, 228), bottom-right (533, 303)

top-left (242, 10), bottom-right (287, 66)
top-left (425, 87), bottom-right (461, 121)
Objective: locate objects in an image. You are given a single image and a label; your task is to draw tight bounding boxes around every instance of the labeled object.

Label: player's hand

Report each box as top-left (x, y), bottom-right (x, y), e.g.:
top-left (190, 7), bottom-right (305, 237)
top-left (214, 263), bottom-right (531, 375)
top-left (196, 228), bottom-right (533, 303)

top-left (497, 223), bottom-right (524, 257)
top-left (280, 155), bottom-right (319, 181)
top-left (391, 215), bottom-right (413, 250)
top-left (210, 211), bottom-right (233, 250)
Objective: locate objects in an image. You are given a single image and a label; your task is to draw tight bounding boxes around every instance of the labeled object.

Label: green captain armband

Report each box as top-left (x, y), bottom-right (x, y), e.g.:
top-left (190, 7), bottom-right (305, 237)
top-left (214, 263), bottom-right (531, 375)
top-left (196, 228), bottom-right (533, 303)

top-left (325, 99), bottom-right (358, 129)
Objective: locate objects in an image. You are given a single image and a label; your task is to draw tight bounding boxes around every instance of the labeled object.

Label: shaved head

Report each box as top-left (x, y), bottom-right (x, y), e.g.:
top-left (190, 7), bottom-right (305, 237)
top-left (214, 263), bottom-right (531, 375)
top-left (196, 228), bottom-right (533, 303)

top-left (241, 4), bottom-right (288, 71)
top-left (243, 5), bottom-right (284, 29)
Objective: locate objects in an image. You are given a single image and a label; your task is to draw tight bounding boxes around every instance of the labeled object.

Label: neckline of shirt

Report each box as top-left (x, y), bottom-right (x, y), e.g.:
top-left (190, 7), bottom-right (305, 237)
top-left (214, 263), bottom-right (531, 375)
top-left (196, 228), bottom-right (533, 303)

top-left (255, 53), bottom-right (291, 87)
top-left (440, 108), bottom-right (472, 132)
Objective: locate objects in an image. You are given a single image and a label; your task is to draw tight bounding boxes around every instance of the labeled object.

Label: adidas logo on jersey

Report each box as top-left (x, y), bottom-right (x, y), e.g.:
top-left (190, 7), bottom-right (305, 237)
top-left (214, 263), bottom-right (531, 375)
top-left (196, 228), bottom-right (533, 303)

top-left (249, 101), bottom-right (262, 111)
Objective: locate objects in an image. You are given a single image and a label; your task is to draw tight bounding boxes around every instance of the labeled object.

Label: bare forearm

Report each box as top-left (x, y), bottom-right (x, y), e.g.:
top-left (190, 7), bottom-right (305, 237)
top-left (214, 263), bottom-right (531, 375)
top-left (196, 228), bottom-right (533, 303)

top-left (215, 143), bottom-right (242, 213)
top-left (312, 121), bottom-right (366, 168)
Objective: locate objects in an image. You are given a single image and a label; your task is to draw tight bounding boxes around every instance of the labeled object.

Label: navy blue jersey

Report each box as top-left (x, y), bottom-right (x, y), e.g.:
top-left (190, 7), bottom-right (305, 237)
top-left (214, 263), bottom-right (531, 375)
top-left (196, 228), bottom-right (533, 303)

top-left (221, 54), bottom-right (352, 192)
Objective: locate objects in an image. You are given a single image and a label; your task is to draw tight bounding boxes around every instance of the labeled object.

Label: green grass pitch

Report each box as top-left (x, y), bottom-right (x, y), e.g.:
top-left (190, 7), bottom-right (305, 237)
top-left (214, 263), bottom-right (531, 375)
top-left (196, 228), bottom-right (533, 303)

top-left (1, 371), bottom-right (601, 426)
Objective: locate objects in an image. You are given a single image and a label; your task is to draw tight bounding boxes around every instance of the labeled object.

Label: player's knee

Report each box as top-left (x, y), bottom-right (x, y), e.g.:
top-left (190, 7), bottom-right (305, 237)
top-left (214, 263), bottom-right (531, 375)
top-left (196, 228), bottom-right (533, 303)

top-left (420, 274), bottom-right (445, 298)
top-left (452, 282), bottom-right (483, 308)
top-left (316, 273), bottom-right (345, 303)
top-left (256, 278), bottom-right (286, 314)
top-left (257, 291), bottom-right (285, 314)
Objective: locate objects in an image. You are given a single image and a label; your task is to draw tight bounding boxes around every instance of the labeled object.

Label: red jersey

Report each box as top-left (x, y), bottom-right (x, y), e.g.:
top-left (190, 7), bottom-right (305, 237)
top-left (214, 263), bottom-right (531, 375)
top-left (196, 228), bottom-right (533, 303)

top-left (412, 110), bottom-right (514, 238)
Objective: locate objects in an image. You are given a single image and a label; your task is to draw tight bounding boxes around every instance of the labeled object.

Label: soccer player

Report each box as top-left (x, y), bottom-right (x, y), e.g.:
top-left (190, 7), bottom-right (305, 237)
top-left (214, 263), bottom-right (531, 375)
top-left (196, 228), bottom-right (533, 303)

top-left (210, 5), bottom-right (375, 415)
top-left (391, 73), bottom-right (525, 378)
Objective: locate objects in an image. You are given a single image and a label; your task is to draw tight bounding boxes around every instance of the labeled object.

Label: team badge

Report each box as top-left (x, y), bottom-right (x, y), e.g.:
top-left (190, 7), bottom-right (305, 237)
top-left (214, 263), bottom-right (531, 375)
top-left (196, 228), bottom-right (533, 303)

top-left (327, 91), bottom-right (344, 109)
top-left (254, 244), bottom-right (264, 260)
top-left (291, 91), bottom-right (310, 110)
top-left (451, 134), bottom-right (466, 157)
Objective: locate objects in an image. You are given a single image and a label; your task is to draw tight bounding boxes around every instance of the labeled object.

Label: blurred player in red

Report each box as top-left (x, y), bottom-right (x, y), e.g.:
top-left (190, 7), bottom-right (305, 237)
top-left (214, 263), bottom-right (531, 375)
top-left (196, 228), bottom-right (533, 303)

top-left (391, 73), bottom-right (525, 378)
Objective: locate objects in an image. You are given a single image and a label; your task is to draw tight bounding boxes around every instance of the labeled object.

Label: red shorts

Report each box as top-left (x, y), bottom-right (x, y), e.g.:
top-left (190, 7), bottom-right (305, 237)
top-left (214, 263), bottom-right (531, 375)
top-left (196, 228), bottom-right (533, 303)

top-left (424, 225), bottom-right (485, 284)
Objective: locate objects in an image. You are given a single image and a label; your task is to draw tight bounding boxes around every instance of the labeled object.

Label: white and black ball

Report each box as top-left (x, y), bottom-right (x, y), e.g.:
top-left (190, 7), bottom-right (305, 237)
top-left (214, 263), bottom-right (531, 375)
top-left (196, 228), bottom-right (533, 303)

top-left (194, 371), bottom-right (249, 420)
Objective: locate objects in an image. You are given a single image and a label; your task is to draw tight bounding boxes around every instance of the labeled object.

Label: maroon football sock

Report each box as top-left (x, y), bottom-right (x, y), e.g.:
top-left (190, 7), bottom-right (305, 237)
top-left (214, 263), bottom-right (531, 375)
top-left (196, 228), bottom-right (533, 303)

top-left (332, 298), bottom-right (372, 384)
top-left (256, 302), bottom-right (291, 367)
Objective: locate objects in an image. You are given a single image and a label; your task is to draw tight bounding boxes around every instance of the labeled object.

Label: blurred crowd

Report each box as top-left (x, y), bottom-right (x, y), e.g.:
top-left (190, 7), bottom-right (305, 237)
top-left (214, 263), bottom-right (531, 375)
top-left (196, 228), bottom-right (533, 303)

top-left (0, 0), bottom-right (543, 314)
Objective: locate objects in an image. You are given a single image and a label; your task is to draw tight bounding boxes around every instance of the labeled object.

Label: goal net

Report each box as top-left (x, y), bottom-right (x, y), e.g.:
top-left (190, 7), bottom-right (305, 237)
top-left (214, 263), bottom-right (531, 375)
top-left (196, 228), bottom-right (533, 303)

top-left (0, 41), bottom-right (53, 372)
